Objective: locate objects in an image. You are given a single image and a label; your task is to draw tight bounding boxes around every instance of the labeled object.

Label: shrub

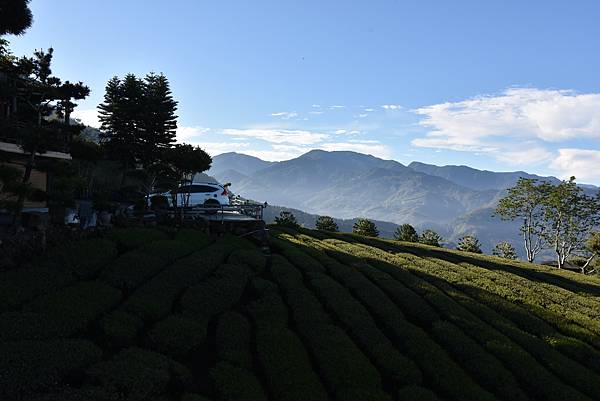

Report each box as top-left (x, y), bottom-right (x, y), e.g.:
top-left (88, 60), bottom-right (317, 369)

top-left (99, 310), bottom-right (144, 348)
top-left (0, 339), bottom-right (102, 400)
top-left (1, 281), bottom-right (121, 340)
top-left (148, 315), bottom-right (208, 359)
top-left (109, 228), bottom-right (168, 251)
top-left (181, 394), bottom-right (213, 401)
top-left (274, 211), bottom-right (300, 229)
top-left (249, 277), bottom-right (279, 296)
top-left (227, 248), bottom-right (266, 274)
top-left (352, 218), bottom-right (379, 237)
top-left (246, 293), bottom-right (289, 330)
top-left (456, 235), bottom-right (483, 254)
top-left (492, 241), bottom-right (518, 259)
top-left (419, 229), bottom-right (442, 247)
top-left (140, 239), bottom-right (198, 263)
top-left (181, 264), bottom-right (252, 320)
top-left (215, 312), bottom-right (253, 369)
top-left (174, 229), bottom-right (212, 247)
top-left (315, 215), bottom-right (339, 232)
top-left (100, 251), bottom-right (168, 290)
top-left (124, 242), bottom-right (234, 322)
top-left (397, 386), bottom-right (440, 401)
top-left (86, 347), bottom-right (192, 401)
top-left (210, 361), bottom-right (268, 401)
top-left (0, 266), bottom-right (74, 312)
top-left (394, 224), bottom-right (419, 242)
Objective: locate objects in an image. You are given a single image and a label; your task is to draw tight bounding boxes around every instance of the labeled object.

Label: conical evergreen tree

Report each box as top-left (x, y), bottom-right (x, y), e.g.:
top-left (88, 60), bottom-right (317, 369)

top-left (140, 72), bottom-right (178, 165)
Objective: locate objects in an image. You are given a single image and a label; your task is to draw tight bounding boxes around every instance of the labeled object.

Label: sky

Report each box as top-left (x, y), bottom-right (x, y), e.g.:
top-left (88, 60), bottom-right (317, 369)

top-left (7, 0), bottom-right (600, 184)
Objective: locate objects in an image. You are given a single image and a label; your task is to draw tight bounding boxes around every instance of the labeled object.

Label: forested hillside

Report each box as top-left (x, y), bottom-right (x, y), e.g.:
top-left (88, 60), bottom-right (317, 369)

top-left (3, 227), bottom-right (600, 401)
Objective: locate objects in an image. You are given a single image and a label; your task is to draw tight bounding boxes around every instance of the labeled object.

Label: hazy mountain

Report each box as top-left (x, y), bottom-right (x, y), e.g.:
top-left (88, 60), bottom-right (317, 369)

top-left (211, 150), bottom-right (597, 255)
top-left (208, 152), bottom-right (275, 176)
top-left (408, 161), bottom-right (561, 191)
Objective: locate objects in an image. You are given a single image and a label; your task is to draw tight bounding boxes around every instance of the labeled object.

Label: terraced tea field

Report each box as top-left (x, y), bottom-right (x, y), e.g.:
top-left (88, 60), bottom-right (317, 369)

top-left (2, 226), bottom-right (600, 401)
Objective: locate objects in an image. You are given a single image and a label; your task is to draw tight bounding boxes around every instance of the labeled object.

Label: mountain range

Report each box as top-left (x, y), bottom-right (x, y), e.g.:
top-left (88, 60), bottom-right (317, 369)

top-left (208, 150), bottom-right (596, 255)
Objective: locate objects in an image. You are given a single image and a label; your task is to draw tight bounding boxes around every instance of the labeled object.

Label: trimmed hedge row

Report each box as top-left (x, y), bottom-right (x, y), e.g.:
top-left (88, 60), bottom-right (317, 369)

top-left (246, 292), bottom-right (289, 330)
top-left (100, 251), bottom-right (168, 290)
top-left (0, 339), bottom-right (102, 400)
top-left (227, 248), bottom-right (267, 274)
top-left (247, 286), bottom-right (331, 401)
top-left (124, 241), bottom-right (235, 322)
top-left (330, 239), bottom-right (595, 401)
top-left (210, 361), bottom-right (268, 401)
top-left (0, 281), bottom-right (121, 340)
top-left (254, 325), bottom-right (331, 401)
top-left (139, 239), bottom-right (199, 263)
top-left (109, 227), bottom-right (168, 251)
top-left (308, 272), bottom-right (422, 388)
top-left (148, 315), bottom-right (208, 359)
top-left (0, 238), bottom-right (119, 313)
top-left (269, 255), bottom-right (391, 401)
top-left (455, 282), bottom-right (600, 372)
top-left (99, 310), bottom-right (144, 348)
top-left (300, 238), bottom-right (499, 401)
top-left (382, 251), bottom-right (600, 401)
top-left (181, 263), bottom-right (253, 320)
top-left (397, 386), bottom-right (440, 401)
top-left (215, 311), bottom-right (253, 370)
top-left (86, 347), bottom-right (192, 401)
top-left (271, 236), bottom-right (326, 273)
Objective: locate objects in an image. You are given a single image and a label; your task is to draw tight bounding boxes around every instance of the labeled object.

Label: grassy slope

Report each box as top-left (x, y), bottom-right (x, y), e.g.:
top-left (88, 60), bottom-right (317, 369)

top-left (1, 226), bottom-right (600, 401)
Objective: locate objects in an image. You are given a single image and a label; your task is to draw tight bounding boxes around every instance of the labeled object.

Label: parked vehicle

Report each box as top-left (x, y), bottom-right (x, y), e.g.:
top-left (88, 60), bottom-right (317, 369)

top-left (152, 182), bottom-right (231, 208)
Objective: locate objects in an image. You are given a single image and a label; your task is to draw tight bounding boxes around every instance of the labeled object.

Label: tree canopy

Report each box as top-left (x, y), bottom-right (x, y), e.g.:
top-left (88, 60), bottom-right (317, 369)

top-left (492, 241), bottom-right (518, 260)
top-left (419, 229), bottom-right (442, 247)
top-left (394, 224), bottom-right (419, 242)
top-left (315, 215), bottom-right (339, 232)
top-left (0, 0), bottom-right (33, 36)
top-left (352, 218), bottom-right (379, 237)
top-left (456, 235), bottom-right (483, 254)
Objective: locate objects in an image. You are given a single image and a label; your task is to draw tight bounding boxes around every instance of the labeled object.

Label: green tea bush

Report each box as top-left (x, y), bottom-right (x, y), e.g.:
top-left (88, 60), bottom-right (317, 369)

top-left (181, 264), bottom-right (252, 320)
top-left (309, 273), bottom-right (422, 387)
top-left (99, 310), bottom-right (144, 347)
top-left (140, 239), bottom-right (198, 263)
top-left (271, 236), bottom-right (326, 273)
top-left (227, 248), bottom-right (267, 274)
top-left (255, 326), bottom-right (330, 401)
top-left (100, 251), bottom-right (168, 289)
top-left (397, 386), bottom-right (440, 401)
top-left (249, 277), bottom-right (279, 296)
top-left (1, 281), bottom-right (121, 340)
top-left (0, 266), bottom-right (74, 312)
top-left (0, 339), bottom-right (102, 400)
top-left (174, 228), bottom-right (212, 247)
top-left (245, 293), bottom-right (289, 330)
top-left (181, 394), bottom-right (213, 401)
top-left (86, 347), bottom-right (192, 401)
top-left (148, 315), bottom-right (208, 359)
top-left (210, 361), bottom-right (268, 401)
top-left (124, 242), bottom-right (234, 322)
top-left (42, 238), bottom-right (119, 279)
top-left (109, 228), bottom-right (168, 251)
top-left (269, 255), bottom-right (387, 400)
top-left (215, 311), bottom-right (253, 369)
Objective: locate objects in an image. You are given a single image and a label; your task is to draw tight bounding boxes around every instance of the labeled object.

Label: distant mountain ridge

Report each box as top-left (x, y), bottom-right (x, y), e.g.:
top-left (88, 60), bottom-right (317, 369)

top-left (207, 150), bottom-right (596, 254)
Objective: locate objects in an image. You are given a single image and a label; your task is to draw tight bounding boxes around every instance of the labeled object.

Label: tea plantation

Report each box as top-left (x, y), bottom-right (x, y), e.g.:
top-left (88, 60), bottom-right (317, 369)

top-left (2, 226), bottom-right (600, 401)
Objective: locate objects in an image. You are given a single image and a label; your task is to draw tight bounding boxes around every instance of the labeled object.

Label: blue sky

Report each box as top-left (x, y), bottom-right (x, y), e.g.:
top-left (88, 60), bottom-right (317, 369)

top-left (7, 0), bottom-right (600, 184)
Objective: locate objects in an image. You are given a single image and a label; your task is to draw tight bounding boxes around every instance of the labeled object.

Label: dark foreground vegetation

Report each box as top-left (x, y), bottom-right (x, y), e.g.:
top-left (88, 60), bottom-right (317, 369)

top-left (2, 225), bottom-right (600, 401)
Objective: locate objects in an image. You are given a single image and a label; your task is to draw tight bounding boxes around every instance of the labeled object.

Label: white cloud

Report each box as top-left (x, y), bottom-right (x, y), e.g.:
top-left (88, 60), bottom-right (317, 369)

top-left (414, 88), bottom-right (600, 145)
top-left (412, 87), bottom-right (600, 167)
top-left (357, 113), bottom-right (368, 118)
top-left (381, 104), bottom-right (403, 110)
top-left (550, 148), bottom-right (600, 182)
top-left (329, 105), bottom-right (346, 109)
top-left (222, 128), bottom-right (328, 145)
top-left (243, 144), bottom-right (310, 161)
top-left (364, 108), bottom-right (374, 112)
top-left (270, 111), bottom-right (299, 120)
top-left (312, 104), bottom-right (321, 108)
top-left (320, 142), bottom-right (393, 159)
top-left (334, 129), bottom-right (347, 135)
top-left (309, 111), bottom-right (324, 115)
top-left (177, 126), bottom-right (210, 142)
top-left (72, 109), bottom-right (100, 128)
